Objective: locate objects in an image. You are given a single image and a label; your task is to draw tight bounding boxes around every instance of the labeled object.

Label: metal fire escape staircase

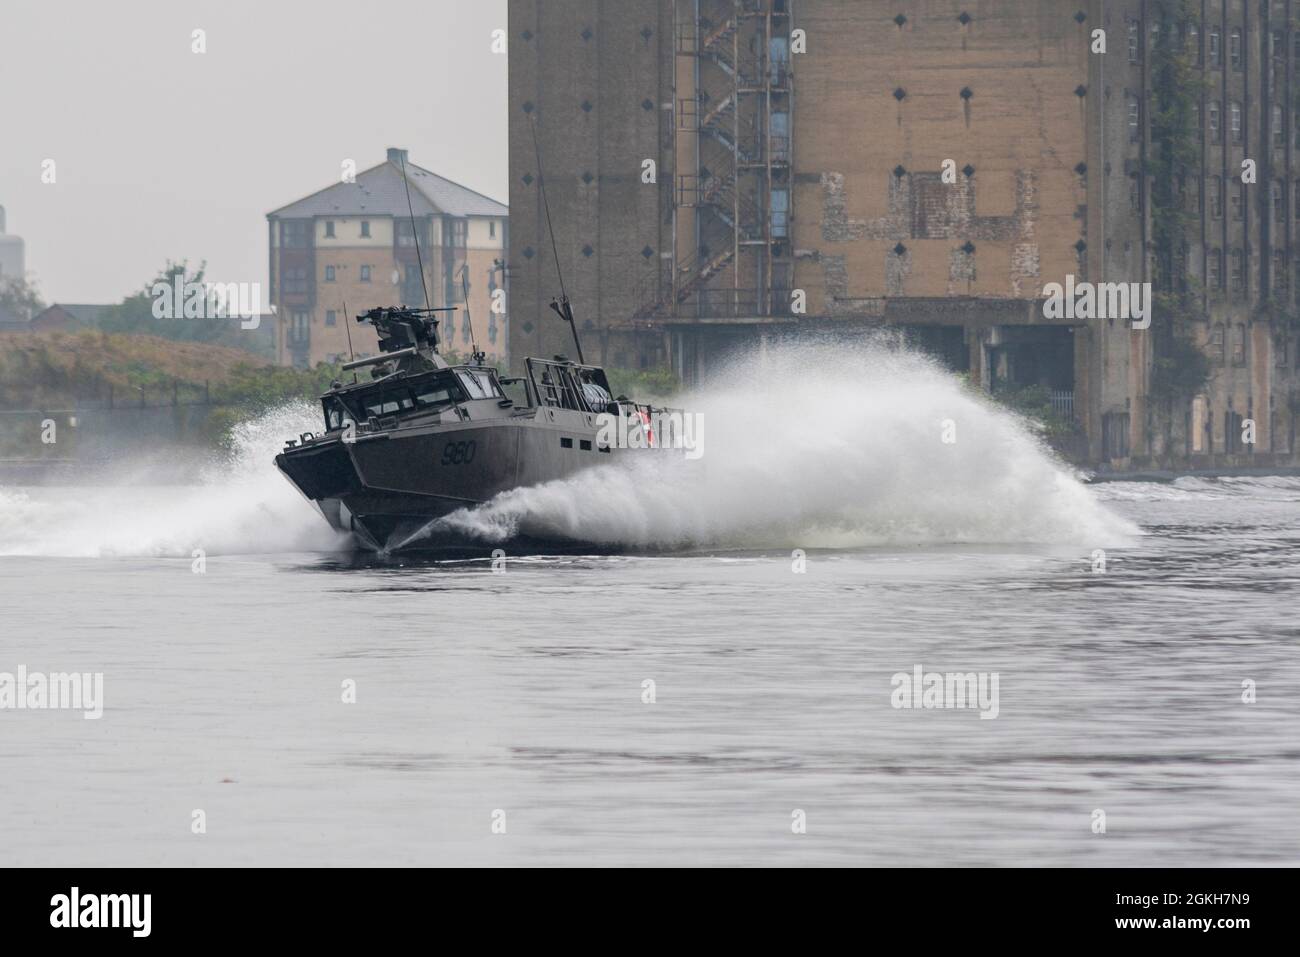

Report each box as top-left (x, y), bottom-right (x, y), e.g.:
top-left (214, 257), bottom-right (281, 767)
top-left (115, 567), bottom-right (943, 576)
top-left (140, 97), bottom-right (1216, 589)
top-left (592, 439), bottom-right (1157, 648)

top-left (633, 0), bottom-right (793, 324)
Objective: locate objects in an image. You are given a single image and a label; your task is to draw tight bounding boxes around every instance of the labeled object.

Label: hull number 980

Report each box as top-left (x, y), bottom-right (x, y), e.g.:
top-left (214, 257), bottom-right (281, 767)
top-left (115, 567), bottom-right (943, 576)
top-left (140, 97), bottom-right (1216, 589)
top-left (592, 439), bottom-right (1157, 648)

top-left (440, 440), bottom-right (477, 465)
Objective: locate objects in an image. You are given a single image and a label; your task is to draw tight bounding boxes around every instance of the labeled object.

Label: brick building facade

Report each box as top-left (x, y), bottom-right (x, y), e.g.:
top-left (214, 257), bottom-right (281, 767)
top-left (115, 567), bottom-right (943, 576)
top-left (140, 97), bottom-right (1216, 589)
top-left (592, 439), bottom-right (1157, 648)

top-left (508, 0), bottom-right (1300, 470)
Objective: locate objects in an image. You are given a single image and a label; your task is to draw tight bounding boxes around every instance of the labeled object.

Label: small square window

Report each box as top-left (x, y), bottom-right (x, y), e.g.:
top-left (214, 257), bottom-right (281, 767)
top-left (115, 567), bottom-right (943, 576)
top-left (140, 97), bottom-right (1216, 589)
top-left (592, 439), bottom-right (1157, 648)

top-left (560, 437), bottom-right (573, 449)
top-left (580, 439), bottom-right (592, 451)
top-left (360, 266), bottom-right (371, 282)
top-left (360, 221), bottom-right (371, 238)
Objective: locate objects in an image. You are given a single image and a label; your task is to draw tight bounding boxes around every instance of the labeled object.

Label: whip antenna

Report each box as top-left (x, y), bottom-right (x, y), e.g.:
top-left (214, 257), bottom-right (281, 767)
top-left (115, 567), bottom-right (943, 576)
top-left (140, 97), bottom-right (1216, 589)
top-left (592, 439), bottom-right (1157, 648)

top-left (459, 264), bottom-right (485, 365)
top-left (529, 115), bottom-right (585, 364)
top-left (397, 152), bottom-right (433, 314)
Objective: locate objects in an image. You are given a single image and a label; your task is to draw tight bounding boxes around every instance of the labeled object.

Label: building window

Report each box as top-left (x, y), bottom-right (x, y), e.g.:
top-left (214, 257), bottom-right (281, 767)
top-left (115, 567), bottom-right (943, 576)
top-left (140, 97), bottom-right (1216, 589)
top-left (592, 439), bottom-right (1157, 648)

top-left (1230, 101), bottom-right (1242, 143)
top-left (282, 221), bottom-right (310, 248)
top-left (282, 266), bottom-right (308, 295)
top-left (1208, 249), bottom-right (1223, 289)
top-left (360, 265), bottom-right (371, 282)
top-left (325, 221), bottom-right (335, 238)
top-left (1209, 101), bottom-right (1221, 144)
top-left (396, 219), bottom-right (425, 248)
top-left (1231, 183), bottom-right (1243, 221)
top-left (1274, 181), bottom-right (1286, 222)
top-left (1231, 249), bottom-right (1244, 291)
top-left (1128, 20), bottom-right (1140, 62)
top-left (1232, 324), bottom-right (1247, 364)
top-left (360, 220), bottom-right (371, 238)
top-left (289, 311), bottom-right (310, 346)
top-left (1209, 27), bottom-right (1221, 66)
top-left (1209, 176), bottom-right (1222, 219)
top-left (1149, 21), bottom-right (1160, 51)
top-left (1274, 106), bottom-right (1285, 147)
top-left (1274, 251), bottom-right (1287, 294)
top-left (1230, 28), bottom-right (1242, 70)
top-left (1187, 21), bottom-right (1200, 64)
top-left (1273, 30), bottom-right (1285, 61)
top-left (1211, 324), bottom-right (1226, 363)
top-left (489, 220), bottom-right (496, 238)
top-left (1128, 96), bottom-right (1140, 141)
top-left (325, 265), bottom-right (336, 282)
top-left (770, 188), bottom-right (790, 237)
top-left (325, 310), bottom-right (337, 326)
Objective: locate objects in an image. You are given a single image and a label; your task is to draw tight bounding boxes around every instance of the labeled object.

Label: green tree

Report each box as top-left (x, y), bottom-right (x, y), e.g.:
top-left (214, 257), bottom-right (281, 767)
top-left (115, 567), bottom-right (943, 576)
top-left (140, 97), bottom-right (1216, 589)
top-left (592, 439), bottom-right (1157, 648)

top-left (97, 261), bottom-right (227, 343)
top-left (0, 274), bottom-right (45, 320)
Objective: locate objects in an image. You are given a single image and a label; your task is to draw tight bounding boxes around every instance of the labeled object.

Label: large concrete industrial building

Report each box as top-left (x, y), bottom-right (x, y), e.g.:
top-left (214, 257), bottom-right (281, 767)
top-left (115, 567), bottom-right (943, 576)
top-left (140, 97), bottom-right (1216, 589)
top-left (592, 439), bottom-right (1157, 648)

top-left (508, 0), bottom-right (1300, 470)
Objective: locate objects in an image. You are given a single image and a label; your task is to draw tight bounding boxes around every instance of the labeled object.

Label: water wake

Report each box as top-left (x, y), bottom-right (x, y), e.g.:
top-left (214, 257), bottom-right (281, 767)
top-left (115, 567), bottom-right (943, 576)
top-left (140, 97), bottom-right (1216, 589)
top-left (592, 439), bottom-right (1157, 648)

top-left (429, 343), bottom-right (1135, 550)
top-left (0, 404), bottom-right (348, 558)
top-left (0, 345), bottom-right (1135, 558)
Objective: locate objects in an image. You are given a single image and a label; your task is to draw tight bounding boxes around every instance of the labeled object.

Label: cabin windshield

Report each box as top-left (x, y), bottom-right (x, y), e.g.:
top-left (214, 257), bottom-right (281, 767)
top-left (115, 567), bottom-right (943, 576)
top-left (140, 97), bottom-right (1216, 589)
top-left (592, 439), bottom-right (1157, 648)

top-left (322, 396), bottom-right (356, 432)
top-left (360, 390), bottom-right (416, 418)
top-left (457, 369), bottom-right (502, 399)
top-left (412, 370), bottom-right (467, 410)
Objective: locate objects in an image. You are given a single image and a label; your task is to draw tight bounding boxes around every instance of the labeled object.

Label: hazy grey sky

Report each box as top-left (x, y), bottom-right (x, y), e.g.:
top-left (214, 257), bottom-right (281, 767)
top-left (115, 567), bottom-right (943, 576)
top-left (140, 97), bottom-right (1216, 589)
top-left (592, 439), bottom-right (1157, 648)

top-left (0, 0), bottom-right (508, 304)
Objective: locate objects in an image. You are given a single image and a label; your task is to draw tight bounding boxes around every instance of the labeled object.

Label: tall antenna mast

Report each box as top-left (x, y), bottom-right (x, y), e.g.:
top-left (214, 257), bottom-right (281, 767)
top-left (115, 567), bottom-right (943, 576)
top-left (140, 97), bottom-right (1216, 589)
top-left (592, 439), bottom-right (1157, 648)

top-left (341, 299), bottom-right (357, 383)
top-left (459, 263), bottom-right (484, 365)
top-left (529, 115), bottom-right (585, 364)
top-left (341, 299), bottom-right (355, 363)
top-left (397, 152), bottom-right (433, 314)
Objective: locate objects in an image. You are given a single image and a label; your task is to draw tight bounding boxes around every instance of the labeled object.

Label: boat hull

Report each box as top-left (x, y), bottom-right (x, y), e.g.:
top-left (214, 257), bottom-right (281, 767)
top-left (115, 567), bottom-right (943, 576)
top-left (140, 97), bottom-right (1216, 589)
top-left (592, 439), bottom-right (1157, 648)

top-left (277, 407), bottom-right (621, 551)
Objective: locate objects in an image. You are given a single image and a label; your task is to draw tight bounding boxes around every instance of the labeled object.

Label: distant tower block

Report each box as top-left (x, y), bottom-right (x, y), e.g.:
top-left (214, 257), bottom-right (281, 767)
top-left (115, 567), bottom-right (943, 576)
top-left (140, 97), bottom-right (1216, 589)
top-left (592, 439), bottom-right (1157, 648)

top-left (0, 206), bottom-right (25, 283)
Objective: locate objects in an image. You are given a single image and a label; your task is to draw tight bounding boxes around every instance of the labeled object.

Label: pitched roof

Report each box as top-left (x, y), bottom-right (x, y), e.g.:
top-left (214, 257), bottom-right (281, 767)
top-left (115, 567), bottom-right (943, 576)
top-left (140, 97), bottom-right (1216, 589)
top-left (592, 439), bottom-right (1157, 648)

top-left (268, 152), bottom-right (507, 220)
top-left (51, 303), bottom-right (112, 324)
top-left (401, 161), bottom-right (508, 217)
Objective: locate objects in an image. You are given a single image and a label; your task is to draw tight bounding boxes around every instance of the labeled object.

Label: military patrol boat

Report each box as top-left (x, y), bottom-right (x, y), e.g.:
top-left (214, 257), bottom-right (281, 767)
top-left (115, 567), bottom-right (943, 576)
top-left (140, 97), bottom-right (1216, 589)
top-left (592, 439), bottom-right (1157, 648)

top-left (275, 302), bottom-right (675, 551)
top-left (277, 130), bottom-right (684, 551)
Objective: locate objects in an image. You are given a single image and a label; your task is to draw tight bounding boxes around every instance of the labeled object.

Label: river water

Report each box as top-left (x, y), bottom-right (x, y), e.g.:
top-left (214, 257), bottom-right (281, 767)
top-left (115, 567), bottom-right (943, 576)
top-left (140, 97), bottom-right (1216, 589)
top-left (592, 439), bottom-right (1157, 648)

top-left (1, 349), bottom-right (1297, 866)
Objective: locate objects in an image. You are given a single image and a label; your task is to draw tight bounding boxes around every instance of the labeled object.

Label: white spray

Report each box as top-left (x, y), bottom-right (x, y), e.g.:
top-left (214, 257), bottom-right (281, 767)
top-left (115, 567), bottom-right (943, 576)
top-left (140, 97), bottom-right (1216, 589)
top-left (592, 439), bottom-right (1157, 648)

top-left (429, 343), bottom-right (1135, 549)
top-left (0, 404), bottom-right (348, 557)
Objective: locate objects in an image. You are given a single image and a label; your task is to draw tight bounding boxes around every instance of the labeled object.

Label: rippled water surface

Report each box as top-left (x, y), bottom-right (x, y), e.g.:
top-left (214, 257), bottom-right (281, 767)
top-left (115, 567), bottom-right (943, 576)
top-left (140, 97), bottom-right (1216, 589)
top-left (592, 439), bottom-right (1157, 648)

top-left (2, 475), bottom-right (1298, 866)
